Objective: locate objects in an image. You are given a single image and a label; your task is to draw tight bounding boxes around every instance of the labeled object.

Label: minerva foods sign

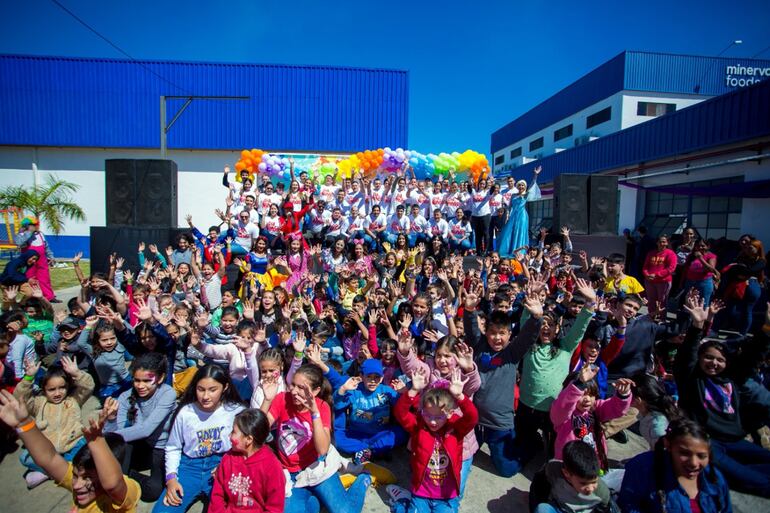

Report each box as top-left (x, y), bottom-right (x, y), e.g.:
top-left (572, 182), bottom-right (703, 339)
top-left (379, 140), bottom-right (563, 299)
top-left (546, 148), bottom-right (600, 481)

top-left (725, 64), bottom-right (770, 88)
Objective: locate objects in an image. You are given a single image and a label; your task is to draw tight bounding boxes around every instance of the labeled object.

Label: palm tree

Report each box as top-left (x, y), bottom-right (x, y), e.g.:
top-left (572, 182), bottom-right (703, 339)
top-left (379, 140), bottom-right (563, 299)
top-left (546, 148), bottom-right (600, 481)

top-left (0, 174), bottom-right (85, 235)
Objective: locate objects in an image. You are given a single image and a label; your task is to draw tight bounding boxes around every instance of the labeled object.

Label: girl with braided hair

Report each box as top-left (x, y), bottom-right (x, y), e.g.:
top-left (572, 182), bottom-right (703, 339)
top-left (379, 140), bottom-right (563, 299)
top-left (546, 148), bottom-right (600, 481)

top-left (103, 352), bottom-right (177, 502)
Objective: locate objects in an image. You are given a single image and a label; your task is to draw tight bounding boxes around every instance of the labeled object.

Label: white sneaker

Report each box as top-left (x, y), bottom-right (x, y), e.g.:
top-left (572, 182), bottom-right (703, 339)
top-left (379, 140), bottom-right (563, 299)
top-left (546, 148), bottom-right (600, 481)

top-left (25, 471), bottom-right (50, 489)
top-left (385, 484), bottom-right (411, 504)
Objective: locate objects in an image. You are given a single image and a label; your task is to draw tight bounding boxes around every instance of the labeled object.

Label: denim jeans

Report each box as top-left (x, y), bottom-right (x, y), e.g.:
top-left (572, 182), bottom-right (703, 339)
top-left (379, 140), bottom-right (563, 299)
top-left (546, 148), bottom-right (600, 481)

top-left (408, 233), bottom-right (429, 248)
top-left (152, 453), bottom-right (223, 512)
top-left (682, 278), bottom-right (714, 307)
top-left (21, 436), bottom-right (86, 474)
top-left (474, 425), bottom-right (523, 478)
top-left (285, 471), bottom-right (371, 513)
top-left (458, 457), bottom-right (473, 500)
top-left (710, 438), bottom-right (770, 497)
top-left (391, 495), bottom-right (459, 513)
top-left (449, 239), bottom-right (472, 253)
top-left (335, 425), bottom-right (408, 456)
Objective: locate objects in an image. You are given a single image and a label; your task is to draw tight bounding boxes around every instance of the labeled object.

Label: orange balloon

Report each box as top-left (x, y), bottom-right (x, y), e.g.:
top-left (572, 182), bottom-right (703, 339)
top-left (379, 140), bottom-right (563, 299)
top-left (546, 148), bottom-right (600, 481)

top-left (235, 161), bottom-right (246, 172)
top-left (240, 150), bottom-right (250, 160)
top-left (377, 148), bottom-right (384, 155)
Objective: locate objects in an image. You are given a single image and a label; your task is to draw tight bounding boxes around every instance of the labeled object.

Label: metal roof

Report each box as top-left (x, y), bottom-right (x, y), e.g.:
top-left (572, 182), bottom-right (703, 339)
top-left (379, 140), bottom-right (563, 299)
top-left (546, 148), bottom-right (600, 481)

top-left (491, 51), bottom-right (770, 153)
top-left (0, 54), bottom-right (409, 152)
top-left (498, 77), bottom-right (770, 184)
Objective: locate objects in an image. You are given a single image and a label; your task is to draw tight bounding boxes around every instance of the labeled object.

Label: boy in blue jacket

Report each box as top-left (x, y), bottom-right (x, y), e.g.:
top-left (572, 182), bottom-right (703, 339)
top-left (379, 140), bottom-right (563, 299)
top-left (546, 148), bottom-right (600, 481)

top-left (333, 358), bottom-right (407, 463)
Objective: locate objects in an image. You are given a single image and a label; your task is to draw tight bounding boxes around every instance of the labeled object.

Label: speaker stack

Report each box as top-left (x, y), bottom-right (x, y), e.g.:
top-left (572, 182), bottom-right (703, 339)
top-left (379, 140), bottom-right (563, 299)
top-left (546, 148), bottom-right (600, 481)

top-left (91, 159), bottom-right (184, 273)
top-left (553, 174), bottom-right (618, 235)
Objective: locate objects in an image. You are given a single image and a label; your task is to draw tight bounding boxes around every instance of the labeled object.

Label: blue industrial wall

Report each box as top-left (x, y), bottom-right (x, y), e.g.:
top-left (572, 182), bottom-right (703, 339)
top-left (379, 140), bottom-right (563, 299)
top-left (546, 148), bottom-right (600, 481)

top-left (0, 55), bottom-right (409, 152)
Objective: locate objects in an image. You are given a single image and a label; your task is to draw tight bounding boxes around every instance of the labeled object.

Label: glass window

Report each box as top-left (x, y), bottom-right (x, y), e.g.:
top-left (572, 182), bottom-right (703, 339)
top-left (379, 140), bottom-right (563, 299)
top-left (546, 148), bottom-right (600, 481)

top-left (510, 147), bottom-right (522, 159)
top-left (586, 106), bottom-right (611, 128)
top-left (637, 102), bottom-right (676, 117)
top-left (554, 124), bottom-right (573, 142)
top-left (494, 154), bottom-right (504, 165)
top-left (529, 137), bottom-right (544, 151)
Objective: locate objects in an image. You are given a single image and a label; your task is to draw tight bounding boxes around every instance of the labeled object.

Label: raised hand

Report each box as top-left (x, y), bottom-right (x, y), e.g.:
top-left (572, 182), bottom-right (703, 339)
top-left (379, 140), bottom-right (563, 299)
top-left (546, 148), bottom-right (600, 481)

top-left (102, 397), bottom-right (119, 421)
top-left (61, 355), bottom-right (81, 377)
top-left (254, 322), bottom-right (267, 344)
top-left (578, 363), bottom-right (600, 383)
top-left (23, 358), bottom-right (41, 379)
top-left (340, 376), bottom-right (362, 393)
top-left (0, 389), bottom-right (31, 429)
top-left (522, 294), bottom-right (543, 318)
top-left (397, 328), bottom-right (413, 356)
top-left (30, 283), bottom-right (44, 298)
top-left (4, 285), bottom-right (19, 302)
top-left (73, 251), bottom-right (83, 264)
top-left (135, 298), bottom-right (153, 322)
top-left (534, 165), bottom-right (542, 175)
top-left (138, 241), bottom-right (146, 253)
top-left (410, 367), bottom-right (428, 392)
top-left (292, 331), bottom-right (307, 354)
top-left (573, 277), bottom-right (596, 303)
top-left (448, 367), bottom-right (469, 399)
top-left (454, 342), bottom-right (474, 372)
top-left (195, 311), bottom-right (209, 330)
top-left (422, 329), bottom-right (440, 344)
top-left (614, 378), bottom-right (634, 396)
top-left (464, 291), bottom-right (480, 311)
top-left (683, 293), bottom-right (708, 327)
top-left (390, 377), bottom-right (407, 394)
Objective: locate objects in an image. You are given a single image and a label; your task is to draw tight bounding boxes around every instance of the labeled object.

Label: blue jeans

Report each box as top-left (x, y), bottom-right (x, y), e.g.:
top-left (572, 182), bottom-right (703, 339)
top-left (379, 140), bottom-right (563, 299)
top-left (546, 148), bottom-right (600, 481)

top-left (474, 425), bottom-right (523, 478)
top-left (232, 376), bottom-right (254, 402)
top-left (152, 454), bottom-right (222, 512)
top-left (385, 232), bottom-right (402, 246)
top-left (534, 505), bottom-right (562, 513)
top-left (710, 438), bottom-right (770, 497)
top-left (458, 457), bottom-right (473, 500)
top-left (682, 278), bottom-right (714, 307)
top-left (335, 425), bottom-right (408, 456)
top-left (21, 436), bottom-right (86, 474)
top-left (98, 378), bottom-right (132, 400)
top-left (391, 495), bottom-right (459, 513)
top-left (285, 471), bottom-right (371, 513)
top-left (408, 233), bottom-right (428, 248)
top-left (449, 239), bottom-right (472, 253)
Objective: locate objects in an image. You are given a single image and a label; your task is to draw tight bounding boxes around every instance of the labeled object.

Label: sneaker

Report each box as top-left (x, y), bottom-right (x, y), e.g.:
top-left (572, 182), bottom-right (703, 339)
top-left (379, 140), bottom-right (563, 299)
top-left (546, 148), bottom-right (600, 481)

top-left (353, 448), bottom-right (371, 465)
top-left (610, 429), bottom-right (628, 444)
top-left (25, 471), bottom-right (50, 489)
top-left (386, 484), bottom-right (411, 504)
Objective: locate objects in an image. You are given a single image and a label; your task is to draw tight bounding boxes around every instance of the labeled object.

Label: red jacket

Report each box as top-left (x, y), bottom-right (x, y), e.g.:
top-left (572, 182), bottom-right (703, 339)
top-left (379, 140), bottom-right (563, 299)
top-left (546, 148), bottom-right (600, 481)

top-left (394, 391), bottom-right (478, 495)
top-left (209, 445), bottom-right (285, 513)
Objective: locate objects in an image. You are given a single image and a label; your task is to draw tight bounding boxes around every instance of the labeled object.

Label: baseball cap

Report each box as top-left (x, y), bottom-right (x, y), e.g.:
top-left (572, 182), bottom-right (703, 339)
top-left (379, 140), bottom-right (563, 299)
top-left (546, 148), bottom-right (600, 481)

top-left (361, 359), bottom-right (383, 377)
top-left (57, 316), bottom-right (81, 331)
top-left (21, 216), bottom-right (39, 227)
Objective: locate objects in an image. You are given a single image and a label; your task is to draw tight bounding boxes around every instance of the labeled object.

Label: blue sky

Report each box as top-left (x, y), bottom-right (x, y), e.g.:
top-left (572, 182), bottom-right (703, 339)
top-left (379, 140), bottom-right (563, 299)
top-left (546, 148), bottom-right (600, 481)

top-left (1, 0), bottom-right (769, 155)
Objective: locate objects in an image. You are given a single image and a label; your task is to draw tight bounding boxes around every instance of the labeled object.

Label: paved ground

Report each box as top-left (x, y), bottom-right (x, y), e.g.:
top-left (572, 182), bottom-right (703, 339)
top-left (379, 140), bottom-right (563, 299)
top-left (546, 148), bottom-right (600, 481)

top-left (2, 284), bottom-right (767, 512)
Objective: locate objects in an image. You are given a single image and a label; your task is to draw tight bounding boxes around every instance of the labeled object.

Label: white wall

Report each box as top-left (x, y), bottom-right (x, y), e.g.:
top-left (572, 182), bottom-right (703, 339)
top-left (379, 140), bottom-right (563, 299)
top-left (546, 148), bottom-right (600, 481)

top-left (620, 92), bottom-right (705, 130)
top-left (0, 146), bottom-right (345, 238)
top-left (613, 144), bottom-right (770, 241)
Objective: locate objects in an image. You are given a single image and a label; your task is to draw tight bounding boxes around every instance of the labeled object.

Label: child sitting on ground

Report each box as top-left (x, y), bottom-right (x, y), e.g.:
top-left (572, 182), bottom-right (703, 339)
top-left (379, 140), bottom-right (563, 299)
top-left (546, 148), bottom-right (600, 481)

top-left (529, 440), bottom-right (617, 513)
top-left (14, 355), bottom-right (95, 488)
top-left (334, 358), bottom-right (407, 464)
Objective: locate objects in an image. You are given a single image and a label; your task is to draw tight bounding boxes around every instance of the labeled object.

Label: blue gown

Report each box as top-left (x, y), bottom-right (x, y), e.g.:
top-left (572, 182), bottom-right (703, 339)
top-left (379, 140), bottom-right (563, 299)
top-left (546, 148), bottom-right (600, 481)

top-left (498, 179), bottom-right (541, 258)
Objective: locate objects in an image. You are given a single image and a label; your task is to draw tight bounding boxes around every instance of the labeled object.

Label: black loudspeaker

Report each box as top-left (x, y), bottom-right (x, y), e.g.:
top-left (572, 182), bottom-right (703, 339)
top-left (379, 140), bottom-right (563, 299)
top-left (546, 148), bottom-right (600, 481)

top-left (89, 227), bottom-right (190, 274)
top-left (589, 175), bottom-right (619, 235)
top-left (105, 159), bottom-right (178, 227)
top-left (553, 174), bottom-right (589, 234)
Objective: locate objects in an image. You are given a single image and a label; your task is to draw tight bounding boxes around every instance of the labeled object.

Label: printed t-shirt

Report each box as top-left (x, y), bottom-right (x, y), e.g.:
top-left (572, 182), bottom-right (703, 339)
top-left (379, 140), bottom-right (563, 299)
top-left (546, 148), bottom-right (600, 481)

top-left (269, 393), bottom-right (332, 472)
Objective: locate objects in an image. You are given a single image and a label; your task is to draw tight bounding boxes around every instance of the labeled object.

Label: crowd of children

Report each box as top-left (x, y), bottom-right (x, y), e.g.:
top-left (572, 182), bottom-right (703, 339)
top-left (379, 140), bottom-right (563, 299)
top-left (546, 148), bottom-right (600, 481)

top-left (1, 164), bottom-right (769, 513)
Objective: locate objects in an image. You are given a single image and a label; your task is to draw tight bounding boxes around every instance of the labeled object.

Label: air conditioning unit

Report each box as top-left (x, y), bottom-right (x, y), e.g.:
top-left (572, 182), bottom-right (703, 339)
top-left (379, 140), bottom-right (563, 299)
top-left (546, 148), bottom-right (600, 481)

top-left (574, 135), bottom-right (590, 146)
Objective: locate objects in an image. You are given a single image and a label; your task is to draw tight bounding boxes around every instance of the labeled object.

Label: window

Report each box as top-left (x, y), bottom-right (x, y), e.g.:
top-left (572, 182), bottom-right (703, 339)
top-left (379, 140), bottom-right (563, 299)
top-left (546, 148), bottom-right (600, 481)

top-left (641, 176), bottom-right (744, 240)
top-left (637, 102), bottom-right (676, 117)
top-left (527, 199), bottom-right (553, 235)
top-left (510, 147), bottom-right (522, 159)
top-left (494, 154), bottom-right (504, 165)
top-left (529, 137), bottom-right (544, 151)
top-left (554, 124), bottom-right (573, 142)
top-left (586, 106), bottom-right (611, 128)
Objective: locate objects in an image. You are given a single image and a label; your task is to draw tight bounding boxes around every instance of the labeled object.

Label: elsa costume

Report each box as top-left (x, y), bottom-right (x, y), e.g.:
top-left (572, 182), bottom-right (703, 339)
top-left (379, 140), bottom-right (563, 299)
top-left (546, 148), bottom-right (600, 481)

top-left (498, 173), bottom-right (541, 258)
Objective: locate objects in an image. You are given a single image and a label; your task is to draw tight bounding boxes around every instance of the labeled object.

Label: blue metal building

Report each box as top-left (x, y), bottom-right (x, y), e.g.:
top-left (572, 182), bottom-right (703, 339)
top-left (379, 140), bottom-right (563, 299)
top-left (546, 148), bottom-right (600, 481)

top-left (0, 54), bottom-right (409, 152)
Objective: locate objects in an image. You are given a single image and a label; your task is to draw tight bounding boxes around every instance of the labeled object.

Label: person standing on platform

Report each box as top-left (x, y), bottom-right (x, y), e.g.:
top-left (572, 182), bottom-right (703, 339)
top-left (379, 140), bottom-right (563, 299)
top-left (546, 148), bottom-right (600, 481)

top-left (498, 166), bottom-right (542, 259)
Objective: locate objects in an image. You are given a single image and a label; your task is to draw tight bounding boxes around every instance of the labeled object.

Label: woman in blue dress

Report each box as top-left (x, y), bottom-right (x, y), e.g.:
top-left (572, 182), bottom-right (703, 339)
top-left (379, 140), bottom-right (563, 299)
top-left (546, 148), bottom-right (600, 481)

top-left (498, 166), bottom-right (541, 258)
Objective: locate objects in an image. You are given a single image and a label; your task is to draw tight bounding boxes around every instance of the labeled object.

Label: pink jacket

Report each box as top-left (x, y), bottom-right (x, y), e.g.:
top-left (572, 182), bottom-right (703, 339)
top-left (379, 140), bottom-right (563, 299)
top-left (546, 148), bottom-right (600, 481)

top-left (397, 349), bottom-right (481, 460)
top-left (550, 382), bottom-right (631, 460)
top-left (643, 248), bottom-right (678, 283)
